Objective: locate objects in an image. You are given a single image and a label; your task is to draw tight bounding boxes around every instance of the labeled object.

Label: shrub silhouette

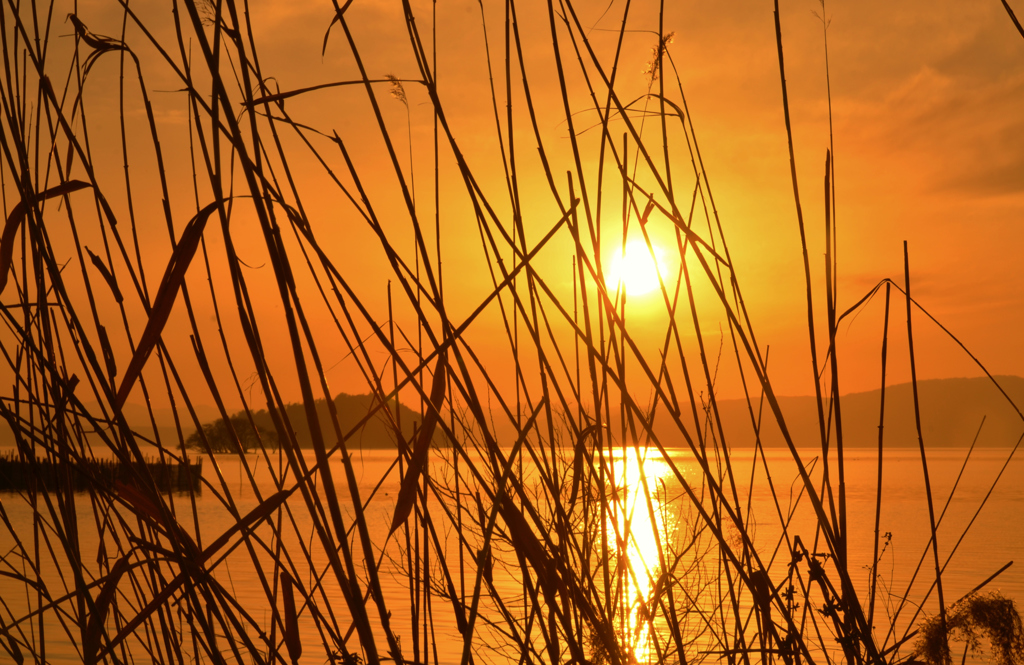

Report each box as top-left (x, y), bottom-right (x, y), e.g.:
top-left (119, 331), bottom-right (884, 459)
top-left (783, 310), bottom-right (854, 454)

top-left (185, 414), bottom-right (277, 453)
top-left (915, 592), bottom-right (1024, 665)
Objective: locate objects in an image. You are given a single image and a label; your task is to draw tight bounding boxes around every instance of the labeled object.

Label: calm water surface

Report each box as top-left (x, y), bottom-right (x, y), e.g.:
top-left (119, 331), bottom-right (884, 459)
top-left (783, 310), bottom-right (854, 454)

top-left (1, 446), bottom-right (1020, 665)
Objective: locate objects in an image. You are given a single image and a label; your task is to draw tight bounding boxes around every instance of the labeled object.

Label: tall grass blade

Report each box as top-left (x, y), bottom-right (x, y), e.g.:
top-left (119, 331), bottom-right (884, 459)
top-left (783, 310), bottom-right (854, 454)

top-left (0, 180), bottom-right (91, 295)
top-left (390, 351), bottom-right (447, 535)
top-left (115, 198), bottom-right (224, 407)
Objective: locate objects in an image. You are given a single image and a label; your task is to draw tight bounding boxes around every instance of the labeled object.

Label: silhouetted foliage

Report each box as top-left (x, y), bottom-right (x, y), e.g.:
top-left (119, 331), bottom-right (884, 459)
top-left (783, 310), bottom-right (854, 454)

top-left (915, 592), bottom-right (1024, 665)
top-left (185, 413), bottom-right (276, 453)
top-left (187, 394), bottom-right (433, 451)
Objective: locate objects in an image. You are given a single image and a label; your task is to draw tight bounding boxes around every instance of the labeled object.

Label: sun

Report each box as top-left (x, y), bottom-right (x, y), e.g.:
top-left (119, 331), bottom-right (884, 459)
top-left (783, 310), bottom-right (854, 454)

top-left (606, 239), bottom-right (669, 297)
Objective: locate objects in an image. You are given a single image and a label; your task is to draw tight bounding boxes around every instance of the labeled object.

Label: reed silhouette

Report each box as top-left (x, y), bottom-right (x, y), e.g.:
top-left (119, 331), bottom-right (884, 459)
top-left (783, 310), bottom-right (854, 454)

top-left (0, 2), bottom-right (1021, 665)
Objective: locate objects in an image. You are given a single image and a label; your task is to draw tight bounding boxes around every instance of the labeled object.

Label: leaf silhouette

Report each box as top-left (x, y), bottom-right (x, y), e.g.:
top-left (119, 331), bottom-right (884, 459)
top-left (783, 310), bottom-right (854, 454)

top-left (201, 488), bottom-right (293, 559)
top-left (67, 14), bottom-right (125, 53)
top-left (5, 635), bottom-right (23, 665)
top-left (97, 325), bottom-right (117, 379)
top-left (281, 571), bottom-right (302, 663)
top-left (0, 180), bottom-right (91, 296)
top-left (86, 247), bottom-right (123, 303)
top-left (498, 494), bottom-right (547, 579)
top-left (570, 424), bottom-right (603, 507)
top-left (83, 555), bottom-right (131, 665)
top-left (115, 198), bottom-right (223, 408)
top-left (114, 481), bottom-right (170, 534)
top-left (389, 350), bottom-right (446, 535)
top-left (96, 488), bottom-right (292, 662)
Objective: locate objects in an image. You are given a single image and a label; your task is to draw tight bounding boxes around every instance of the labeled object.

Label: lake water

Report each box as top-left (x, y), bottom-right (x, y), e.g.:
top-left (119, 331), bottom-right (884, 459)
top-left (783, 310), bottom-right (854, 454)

top-left (0, 445), bottom-right (1021, 665)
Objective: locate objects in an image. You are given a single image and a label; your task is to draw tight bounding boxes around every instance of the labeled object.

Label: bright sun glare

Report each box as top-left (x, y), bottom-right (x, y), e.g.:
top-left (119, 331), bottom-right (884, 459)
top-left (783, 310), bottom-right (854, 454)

top-left (606, 240), bottom-right (669, 297)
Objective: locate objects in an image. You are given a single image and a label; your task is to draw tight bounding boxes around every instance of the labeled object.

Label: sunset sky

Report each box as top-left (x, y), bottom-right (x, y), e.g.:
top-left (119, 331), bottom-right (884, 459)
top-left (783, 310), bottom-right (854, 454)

top-left (3, 0), bottom-right (1024, 414)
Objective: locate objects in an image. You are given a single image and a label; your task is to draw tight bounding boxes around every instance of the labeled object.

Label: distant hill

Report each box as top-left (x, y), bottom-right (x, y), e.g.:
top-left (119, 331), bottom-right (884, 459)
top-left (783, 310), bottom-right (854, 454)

top-left (0, 393), bottom-right (428, 451)
top-left (244, 393), bottom-right (425, 449)
top-left (4, 378), bottom-right (1021, 451)
top-left (713, 376), bottom-right (1024, 448)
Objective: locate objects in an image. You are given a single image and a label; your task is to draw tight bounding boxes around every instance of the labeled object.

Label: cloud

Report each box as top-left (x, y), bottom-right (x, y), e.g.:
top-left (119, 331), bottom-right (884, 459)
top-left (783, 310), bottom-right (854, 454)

top-left (824, 4), bottom-right (1024, 199)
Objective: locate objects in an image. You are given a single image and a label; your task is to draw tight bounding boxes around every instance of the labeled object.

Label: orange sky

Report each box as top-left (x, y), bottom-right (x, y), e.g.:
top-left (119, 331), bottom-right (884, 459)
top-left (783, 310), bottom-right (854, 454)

top-left (2, 0), bottom-right (1023, 418)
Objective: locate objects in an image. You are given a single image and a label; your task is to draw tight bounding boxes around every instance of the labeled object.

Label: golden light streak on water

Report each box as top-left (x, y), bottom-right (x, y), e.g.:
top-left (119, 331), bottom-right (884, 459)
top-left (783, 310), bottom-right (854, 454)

top-left (603, 447), bottom-right (677, 664)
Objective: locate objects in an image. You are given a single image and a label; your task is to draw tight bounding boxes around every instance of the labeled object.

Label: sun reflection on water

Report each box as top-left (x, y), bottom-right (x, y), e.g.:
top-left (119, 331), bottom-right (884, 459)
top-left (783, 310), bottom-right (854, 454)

top-left (601, 446), bottom-right (678, 665)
